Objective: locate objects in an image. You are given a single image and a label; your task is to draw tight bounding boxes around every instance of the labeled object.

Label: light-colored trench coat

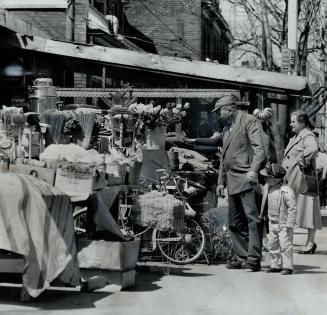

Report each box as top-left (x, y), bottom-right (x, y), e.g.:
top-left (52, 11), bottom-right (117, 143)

top-left (282, 128), bottom-right (322, 229)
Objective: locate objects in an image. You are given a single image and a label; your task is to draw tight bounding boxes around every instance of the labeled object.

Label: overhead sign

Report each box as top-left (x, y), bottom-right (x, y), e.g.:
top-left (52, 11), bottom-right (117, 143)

top-left (267, 92), bottom-right (288, 104)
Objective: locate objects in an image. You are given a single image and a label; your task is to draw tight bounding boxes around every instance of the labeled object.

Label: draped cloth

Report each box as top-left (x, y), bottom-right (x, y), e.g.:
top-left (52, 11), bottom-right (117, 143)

top-left (0, 174), bottom-right (80, 297)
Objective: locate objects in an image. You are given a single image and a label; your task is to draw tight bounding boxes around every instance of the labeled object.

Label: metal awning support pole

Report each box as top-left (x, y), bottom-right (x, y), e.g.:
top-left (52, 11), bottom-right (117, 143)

top-left (102, 67), bottom-right (106, 89)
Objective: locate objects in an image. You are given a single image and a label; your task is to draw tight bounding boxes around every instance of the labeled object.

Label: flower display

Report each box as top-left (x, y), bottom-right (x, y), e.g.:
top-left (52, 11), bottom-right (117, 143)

top-left (128, 102), bottom-right (189, 130)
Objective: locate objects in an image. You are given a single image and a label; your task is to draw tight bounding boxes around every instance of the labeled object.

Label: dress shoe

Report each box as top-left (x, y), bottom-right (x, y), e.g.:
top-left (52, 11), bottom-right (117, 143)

top-left (298, 243), bottom-right (317, 254)
top-left (241, 261), bottom-right (261, 272)
top-left (281, 268), bottom-right (293, 275)
top-left (266, 267), bottom-right (282, 273)
top-left (225, 261), bottom-right (242, 269)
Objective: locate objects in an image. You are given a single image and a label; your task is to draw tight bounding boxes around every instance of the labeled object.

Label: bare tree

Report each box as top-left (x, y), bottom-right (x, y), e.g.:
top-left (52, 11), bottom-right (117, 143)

top-left (226, 0), bottom-right (321, 75)
top-left (223, 0), bottom-right (324, 159)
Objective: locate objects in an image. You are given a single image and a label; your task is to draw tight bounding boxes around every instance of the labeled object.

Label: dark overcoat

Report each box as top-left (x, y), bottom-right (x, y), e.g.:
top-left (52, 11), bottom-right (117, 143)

top-left (218, 110), bottom-right (266, 195)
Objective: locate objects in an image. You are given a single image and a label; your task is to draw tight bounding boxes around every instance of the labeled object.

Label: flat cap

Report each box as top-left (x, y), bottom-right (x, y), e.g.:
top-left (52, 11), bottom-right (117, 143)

top-left (212, 95), bottom-right (240, 112)
top-left (260, 163), bottom-right (286, 178)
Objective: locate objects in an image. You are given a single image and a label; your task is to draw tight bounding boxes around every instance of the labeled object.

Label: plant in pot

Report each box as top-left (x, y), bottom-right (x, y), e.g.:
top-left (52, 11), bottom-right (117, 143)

top-left (128, 102), bottom-right (189, 150)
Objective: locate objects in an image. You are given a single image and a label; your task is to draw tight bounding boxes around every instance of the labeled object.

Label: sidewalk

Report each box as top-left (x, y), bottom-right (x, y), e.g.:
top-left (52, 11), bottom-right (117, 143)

top-left (0, 228), bottom-right (326, 315)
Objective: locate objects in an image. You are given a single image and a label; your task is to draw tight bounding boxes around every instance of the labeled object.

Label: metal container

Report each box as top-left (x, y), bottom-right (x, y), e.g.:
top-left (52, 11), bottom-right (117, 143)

top-left (33, 78), bottom-right (53, 86)
top-left (29, 97), bottom-right (57, 113)
top-left (30, 86), bottom-right (56, 98)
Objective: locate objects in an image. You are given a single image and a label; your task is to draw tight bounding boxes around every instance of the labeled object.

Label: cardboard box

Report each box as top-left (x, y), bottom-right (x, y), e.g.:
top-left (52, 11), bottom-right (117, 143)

top-left (77, 239), bottom-right (140, 271)
top-left (55, 168), bottom-right (93, 196)
top-left (105, 162), bottom-right (126, 186)
top-left (9, 163), bottom-right (57, 185)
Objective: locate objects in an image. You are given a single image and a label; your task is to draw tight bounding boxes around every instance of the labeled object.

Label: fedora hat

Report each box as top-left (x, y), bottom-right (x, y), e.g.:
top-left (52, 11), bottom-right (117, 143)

top-left (260, 163), bottom-right (286, 178)
top-left (212, 95), bottom-right (240, 112)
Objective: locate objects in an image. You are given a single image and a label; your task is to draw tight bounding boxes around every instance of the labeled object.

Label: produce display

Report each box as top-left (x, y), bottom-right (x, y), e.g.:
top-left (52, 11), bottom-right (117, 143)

top-left (40, 143), bottom-right (103, 164)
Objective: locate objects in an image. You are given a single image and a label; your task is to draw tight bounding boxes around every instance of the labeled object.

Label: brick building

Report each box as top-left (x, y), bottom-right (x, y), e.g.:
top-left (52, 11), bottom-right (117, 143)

top-left (0, 0), bottom-right (156, 105)
top-left (125, 0), bottom-right (232, 63)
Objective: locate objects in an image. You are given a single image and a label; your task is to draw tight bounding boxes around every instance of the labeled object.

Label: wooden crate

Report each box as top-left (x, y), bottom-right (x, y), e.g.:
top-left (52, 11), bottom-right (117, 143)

top-left (77, 239), bottom-right (140, 271)
top-left (77, 239), bottom-right (140, 290)
top-left (0, 251), bottom-right (24, 273)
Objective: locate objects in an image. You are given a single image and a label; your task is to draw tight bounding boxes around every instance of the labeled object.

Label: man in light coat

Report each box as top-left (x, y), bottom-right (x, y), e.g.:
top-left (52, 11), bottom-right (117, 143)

top-left (216, 95), bottom-right (266, 271)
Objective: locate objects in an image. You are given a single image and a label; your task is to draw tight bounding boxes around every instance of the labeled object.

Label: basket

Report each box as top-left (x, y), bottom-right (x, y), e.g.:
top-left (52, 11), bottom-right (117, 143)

top-left (133, 190), bottom-right (184, 232)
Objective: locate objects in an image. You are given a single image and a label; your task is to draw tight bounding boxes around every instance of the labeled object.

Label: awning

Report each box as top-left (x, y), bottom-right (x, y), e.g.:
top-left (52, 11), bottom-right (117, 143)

top-left (0, 27), bottom-right (310, 95)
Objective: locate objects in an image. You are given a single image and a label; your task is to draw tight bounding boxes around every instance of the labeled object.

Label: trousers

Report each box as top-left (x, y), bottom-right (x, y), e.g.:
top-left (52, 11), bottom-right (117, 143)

top-left (268, 222), bottom-right (293, 270)
top-left (228, 189), bottom-right (263, 264)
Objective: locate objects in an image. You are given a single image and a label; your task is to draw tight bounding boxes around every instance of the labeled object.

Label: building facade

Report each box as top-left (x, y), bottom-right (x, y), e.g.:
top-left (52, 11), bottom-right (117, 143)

top-left (125, 0), bottom-right (232, 63)
top-left (0, 0), bottom-right (156, 105)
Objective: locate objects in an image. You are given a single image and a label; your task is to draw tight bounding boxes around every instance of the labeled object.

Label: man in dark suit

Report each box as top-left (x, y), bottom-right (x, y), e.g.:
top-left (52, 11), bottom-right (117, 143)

top-left (216, 95), bottom-right (266, 271)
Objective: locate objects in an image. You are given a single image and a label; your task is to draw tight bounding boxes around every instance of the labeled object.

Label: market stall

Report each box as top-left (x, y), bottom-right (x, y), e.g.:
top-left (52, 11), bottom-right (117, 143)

top-left (0, 93), bottom-right (144, 296)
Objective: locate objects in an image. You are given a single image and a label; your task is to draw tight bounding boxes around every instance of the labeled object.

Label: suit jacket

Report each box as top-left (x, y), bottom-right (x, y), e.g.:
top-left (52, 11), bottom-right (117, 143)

top-left (218, 110), bottom-right (266, 195)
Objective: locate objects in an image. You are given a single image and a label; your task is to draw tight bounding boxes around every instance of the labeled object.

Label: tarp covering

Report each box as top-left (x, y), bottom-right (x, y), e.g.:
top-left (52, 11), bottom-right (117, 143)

top-left (0, 174), bottom-right (80, 297)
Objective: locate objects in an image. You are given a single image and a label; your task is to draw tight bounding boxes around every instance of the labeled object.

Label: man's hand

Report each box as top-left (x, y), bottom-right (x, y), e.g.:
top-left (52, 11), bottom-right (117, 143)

top-left (246, 170), bottom-right (258, 186)
top-left (216, 184), bottom-right (225, 198)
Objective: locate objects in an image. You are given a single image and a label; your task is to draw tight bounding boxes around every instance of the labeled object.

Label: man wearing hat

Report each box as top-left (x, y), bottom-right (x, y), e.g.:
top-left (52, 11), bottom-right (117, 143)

top-left (215, 94), bottom-right (266, 271)
top-left (259, 163), bottom-right (296, 275)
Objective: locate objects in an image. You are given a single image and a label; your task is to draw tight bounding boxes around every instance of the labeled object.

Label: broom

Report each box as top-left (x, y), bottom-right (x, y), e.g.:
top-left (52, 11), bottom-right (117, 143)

top-left (41, 110), bottom-right (66, 144)
top-left (75, 110), bottom-right (96, 149)
top-left (10, 113), bottom-right (26, 158)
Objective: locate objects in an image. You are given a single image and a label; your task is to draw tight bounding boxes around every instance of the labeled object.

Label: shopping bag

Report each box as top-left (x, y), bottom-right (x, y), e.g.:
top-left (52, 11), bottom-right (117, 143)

top-left (299, 163), bottom-right (318, 197)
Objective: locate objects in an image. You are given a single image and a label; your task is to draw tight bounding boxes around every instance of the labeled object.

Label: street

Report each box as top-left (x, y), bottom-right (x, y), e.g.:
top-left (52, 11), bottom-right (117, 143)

top-left (0, 227), bottom-right (326, 315)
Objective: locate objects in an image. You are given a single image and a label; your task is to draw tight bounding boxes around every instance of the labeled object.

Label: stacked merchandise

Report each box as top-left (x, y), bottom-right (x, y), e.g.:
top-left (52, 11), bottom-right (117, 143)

top-left (40, 144), bottom-right (105, 197)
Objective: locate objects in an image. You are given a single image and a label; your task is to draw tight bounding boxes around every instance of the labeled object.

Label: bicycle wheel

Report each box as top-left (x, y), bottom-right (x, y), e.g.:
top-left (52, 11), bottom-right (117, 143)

top-left (73, 207), bottom-right (88, 236)
top-left (155, 218), bottom-right (206, 265)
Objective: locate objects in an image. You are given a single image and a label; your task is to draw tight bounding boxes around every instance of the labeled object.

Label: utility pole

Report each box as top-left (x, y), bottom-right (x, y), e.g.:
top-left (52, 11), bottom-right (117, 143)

top-left (288, 0), bottom-right (298, 75)
top-left (321, 4), bottom-right (327, 149)
top-left (274, 0), bottom-right (298, 162)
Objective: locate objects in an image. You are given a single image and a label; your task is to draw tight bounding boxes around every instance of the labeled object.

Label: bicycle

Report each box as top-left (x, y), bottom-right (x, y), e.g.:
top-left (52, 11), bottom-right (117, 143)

top-left (73, 169), bottom-right (206, 265)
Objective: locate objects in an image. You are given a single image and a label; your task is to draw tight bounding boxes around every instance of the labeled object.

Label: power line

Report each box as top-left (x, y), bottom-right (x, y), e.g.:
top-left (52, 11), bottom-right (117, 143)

top-left (134, 0), bottom-right (202, 58)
